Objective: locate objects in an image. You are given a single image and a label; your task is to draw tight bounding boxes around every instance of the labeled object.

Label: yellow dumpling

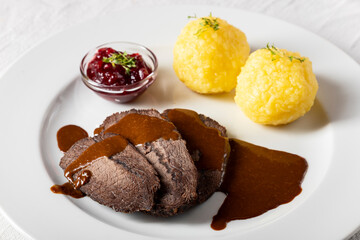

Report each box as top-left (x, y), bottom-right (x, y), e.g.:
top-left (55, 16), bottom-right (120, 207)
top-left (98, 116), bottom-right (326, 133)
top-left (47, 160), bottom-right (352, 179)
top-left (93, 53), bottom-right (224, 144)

top-left (235, 46), bottom-right (318, 125)
top-left (173, 15), bottom-right (250, 94)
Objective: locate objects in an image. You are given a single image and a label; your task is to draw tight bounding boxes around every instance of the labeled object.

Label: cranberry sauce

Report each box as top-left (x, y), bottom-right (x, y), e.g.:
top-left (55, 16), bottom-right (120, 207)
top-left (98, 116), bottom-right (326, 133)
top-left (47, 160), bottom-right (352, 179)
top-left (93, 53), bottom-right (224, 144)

top-left (86, 47), bottom-right (152, 86)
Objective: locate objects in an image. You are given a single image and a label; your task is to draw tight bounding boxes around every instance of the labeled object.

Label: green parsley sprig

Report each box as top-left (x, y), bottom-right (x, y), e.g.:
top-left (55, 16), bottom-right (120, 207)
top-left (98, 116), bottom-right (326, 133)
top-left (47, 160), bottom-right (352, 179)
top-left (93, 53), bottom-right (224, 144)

top-left (264, 43), bottom-right (306, 63)
top-left (102, 52), bottom-right (136, 74)
top-left (188, 13), bottom-right (220, 37)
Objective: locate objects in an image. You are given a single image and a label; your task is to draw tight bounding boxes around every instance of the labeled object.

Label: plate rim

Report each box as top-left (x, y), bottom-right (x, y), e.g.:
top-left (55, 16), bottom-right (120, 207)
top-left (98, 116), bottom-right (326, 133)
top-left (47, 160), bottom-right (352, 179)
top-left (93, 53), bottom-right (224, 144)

top-left (0, 5), bottom-right (360, 240)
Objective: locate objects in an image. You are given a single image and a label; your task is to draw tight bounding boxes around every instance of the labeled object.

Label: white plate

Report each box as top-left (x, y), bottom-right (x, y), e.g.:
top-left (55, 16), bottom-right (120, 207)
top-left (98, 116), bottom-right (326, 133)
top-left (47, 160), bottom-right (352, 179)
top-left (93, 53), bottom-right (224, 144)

top-left (0, 5), bottom-right (360, 240)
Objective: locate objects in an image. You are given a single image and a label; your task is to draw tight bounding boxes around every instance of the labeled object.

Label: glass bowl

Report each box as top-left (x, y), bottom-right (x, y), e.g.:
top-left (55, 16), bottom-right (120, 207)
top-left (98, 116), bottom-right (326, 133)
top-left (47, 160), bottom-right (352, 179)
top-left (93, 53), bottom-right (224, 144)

top-left (80, 42), bottom-right (158, 103)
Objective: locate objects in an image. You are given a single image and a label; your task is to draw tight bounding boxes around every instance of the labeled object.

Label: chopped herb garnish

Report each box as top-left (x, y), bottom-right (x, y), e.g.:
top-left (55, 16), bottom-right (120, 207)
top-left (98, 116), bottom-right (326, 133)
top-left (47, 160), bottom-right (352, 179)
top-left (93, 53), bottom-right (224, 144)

top-left (264, 43), bottom-right (306, 63)
top-left (188, 13), bottom-right (220, 37)
top-left (188, 14), bottom-right (197, 19)
top-left (102, 52), bottom-right (136, 75)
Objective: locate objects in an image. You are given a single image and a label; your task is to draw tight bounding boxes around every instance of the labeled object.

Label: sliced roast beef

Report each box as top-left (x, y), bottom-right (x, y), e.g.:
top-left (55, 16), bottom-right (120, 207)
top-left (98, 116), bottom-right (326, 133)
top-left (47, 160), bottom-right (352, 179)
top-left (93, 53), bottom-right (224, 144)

top-left (99, 109), bottom-right (198, 216)
top-left (59, 133), bottom-right (160, 213)
top-left (198, 113), bottom-right (227, 138)
top-left (162, 109), bottom-right (229, 204)
top-left (57, 108), bottom-right (227, 216)
top-left (197, 112), bottom-right (228, 203)
top-left (139, 138), bottom-right (197, 216)
top-left (60, 137), bottom-right (96, 170)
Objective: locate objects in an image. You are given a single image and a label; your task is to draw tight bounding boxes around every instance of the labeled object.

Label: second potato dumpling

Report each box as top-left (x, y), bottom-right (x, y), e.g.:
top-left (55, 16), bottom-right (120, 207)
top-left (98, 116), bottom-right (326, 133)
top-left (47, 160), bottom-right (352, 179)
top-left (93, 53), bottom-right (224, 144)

top-left (235, 45), bottom-right (318, 125)
top-left (173, 15), bottom-right (250, 94)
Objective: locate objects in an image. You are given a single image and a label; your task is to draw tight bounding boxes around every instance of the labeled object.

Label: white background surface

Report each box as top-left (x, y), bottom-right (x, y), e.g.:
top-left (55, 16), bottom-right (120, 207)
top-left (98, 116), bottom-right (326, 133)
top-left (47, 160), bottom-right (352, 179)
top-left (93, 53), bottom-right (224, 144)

top-left (1, 0), bottom-right (360, 239)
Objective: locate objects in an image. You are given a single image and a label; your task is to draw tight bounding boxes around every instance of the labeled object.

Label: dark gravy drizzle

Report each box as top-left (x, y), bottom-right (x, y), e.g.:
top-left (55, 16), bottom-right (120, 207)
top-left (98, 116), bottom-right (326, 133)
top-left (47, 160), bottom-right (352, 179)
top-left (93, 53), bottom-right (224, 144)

top-left (93, 127), bottom-right (103, 135)
top-left (63, 135), bottom-right (128, 186)
top-left (51, 111), bottom-right (308, 231)
top-left (166, 109), bottom-right (230, 170)
top-left (52, 125), bottom-right (90, 198)
top-left (50, 182), bottom-right (85, 199)
top-left (52, 134), bottom-right (129, 198)
top-left (56, 125), bottom-right (88, 152)
top-left (211, 139), bottom-right (308, 230)
top-left (51, 114), bottom-right (179, 199)
top-left (165, 109), bottom-right (308, 231)
top-left (103, 113), bottom-right (179, 145)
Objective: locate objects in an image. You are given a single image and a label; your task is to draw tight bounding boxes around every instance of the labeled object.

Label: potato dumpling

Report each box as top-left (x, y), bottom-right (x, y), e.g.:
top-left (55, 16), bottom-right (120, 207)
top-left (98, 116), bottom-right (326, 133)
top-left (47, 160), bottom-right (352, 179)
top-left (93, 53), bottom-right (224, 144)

top-left (235, 46), bottom-right (318, 125)
top-left (173, 15), bottom-right (250, 94)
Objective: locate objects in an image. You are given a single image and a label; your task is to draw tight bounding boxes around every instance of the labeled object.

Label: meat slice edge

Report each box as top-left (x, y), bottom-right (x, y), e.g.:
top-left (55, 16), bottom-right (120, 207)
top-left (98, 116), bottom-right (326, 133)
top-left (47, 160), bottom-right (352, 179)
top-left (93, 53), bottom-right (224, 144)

top-left (59, 133), bottom-right (160, 213)
top-left (162, 109), bottom-right (229, 204)
top-left (99, 109), bottom-right (198, 216)
top-left (138, 138), bottom-right (197, 216)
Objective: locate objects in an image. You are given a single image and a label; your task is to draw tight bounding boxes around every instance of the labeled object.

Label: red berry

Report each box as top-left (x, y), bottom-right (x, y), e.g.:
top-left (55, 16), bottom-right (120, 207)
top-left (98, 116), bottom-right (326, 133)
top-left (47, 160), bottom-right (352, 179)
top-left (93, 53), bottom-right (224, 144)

top-left (86, 47), bottom-right (152, 86)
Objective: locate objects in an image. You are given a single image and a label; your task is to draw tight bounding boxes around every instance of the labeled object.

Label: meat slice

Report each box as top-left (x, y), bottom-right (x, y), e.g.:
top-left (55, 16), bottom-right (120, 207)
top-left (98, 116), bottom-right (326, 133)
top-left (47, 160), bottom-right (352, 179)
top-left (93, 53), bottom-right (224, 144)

top-left (99, 109), bottom-right (198, 216)
top-left (60, 137), bottom-right (95, 170)
top-left (139, 138), bottom-right (197, 216)
top-left (59, 133), bottom-right (160, 213)
top-left (162, 109), bottom-right (229, 204)
top-left (198, 114), bottom-right (227, 138)
top-left (196, 113), bottom-right (228, 203)
top-left (99, 109), bottom-right (162, 131)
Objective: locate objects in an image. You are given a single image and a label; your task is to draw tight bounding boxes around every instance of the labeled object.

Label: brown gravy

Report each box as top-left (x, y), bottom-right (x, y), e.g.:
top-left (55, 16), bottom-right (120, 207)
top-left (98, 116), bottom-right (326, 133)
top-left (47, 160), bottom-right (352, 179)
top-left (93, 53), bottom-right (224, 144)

top-left (104, 113), bottom-right (179, 145)
top-left (50, 182), bottom-right (85, 199)
top-left (51, 135), bottom-right (128, 198)
top-left (57, 125), bottom-right (88, 152)
top-left (166, 109), bottom-right (230, 170)
top-left (211, 139), bottom-right (308, 230)
top-left (52, 109), bottom-right (308, 230)
top-left (64, 135), bottom-right (128, 187)
top-left (93, 127), bottom-right (103, 135)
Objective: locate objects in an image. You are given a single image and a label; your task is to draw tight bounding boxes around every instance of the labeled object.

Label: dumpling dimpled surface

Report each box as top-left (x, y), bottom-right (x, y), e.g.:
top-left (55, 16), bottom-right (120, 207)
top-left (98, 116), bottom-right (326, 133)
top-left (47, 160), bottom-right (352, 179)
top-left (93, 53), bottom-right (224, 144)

top-left (235, 47), bottom-right (318, 125)
top-left (173, 16), bottom-right (250, 94)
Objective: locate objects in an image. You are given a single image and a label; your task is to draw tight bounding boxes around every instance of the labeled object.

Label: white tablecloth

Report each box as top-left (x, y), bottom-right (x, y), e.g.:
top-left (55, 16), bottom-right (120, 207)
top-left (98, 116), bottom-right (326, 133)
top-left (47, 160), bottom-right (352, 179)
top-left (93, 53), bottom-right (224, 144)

top-left (1, 0), bottom-right (359, 239)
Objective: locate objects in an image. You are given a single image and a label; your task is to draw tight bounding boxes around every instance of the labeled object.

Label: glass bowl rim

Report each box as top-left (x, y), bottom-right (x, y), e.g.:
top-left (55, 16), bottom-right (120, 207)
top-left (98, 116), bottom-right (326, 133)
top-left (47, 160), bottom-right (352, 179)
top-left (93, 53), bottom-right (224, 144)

top-left (80, 41), bottom-right (158, 91)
